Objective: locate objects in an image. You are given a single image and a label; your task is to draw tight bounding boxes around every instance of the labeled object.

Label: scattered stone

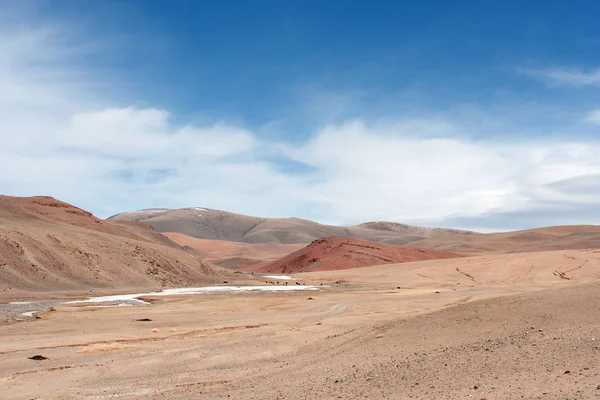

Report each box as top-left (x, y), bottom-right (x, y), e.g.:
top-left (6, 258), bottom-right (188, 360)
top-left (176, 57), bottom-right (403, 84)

top-left (136, 318), bottom-right (152, 322)
top-left (28, 355), bottom-right (47, 361)
top-left (307, 297), bottom-right (314, 300)
top-left (49, 307), bottom-right (56, 312)
top-left (435, 291), bottom-right (441, 294)
top-left (151, 328), bottom-right (159, 333)
top-left (376, 334), bottom-right (384, 339)
top-left (564, 370), bottom-right (571, 374)
top-left (473, 385), bottom-right (479, 389)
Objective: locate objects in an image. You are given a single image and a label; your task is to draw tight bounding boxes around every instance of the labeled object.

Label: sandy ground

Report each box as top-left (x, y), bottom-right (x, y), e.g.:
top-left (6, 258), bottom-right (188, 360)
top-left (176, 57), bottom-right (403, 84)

top-left (2, 249), bottom-right (600, 399)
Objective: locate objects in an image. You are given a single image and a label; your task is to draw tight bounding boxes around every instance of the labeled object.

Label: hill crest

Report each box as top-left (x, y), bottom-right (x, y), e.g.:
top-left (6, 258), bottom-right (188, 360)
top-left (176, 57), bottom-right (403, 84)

top-left (108, 207), bottom-right (472, 245)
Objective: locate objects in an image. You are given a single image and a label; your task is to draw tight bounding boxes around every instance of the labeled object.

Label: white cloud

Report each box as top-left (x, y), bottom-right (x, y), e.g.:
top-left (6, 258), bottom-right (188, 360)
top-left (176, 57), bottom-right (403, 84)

top-left (529, 67), bottom-right (600, 87)
top-left (283, 121), bottom-right (600, 225)
top-left (2, 9), bottom-right (600, 230)
top-left (584, 109), bottom-right (600, 124)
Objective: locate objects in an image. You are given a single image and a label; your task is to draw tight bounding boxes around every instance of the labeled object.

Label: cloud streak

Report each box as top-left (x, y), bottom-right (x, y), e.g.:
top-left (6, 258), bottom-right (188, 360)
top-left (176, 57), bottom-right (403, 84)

top-left (528, 67), bottom-right (600, 87)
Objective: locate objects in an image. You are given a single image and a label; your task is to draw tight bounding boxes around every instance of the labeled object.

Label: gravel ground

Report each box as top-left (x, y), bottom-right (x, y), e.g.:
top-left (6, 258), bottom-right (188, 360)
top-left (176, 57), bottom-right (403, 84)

top-left (0, 300), bottom-right (145, 322)
top-left (0, 300), bottom-right (62, 322)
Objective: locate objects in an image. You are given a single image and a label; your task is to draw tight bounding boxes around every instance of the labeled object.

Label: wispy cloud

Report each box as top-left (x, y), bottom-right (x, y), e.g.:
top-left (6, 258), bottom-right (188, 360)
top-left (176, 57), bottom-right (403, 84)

top-left (526, 67), bottom-right (600, 87)
top-left (584, 109), bottom-right (600, 124)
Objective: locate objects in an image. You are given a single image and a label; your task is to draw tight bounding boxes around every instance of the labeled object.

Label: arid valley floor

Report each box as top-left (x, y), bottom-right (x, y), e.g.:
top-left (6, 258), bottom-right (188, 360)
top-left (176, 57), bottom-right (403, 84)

top-left (3, 250), bottom-right (600, 399)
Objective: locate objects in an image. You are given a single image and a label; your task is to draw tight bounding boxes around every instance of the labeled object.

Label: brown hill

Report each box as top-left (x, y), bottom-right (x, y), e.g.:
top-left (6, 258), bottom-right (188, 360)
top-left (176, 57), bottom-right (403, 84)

top-left (0, 196), bottom-right (221, 291)
top-left (410, 225), bottom-right (600, 254)
top-left (160, 232), bottom-right (243, 258)
top-left (247, 236), bottom-right (463, 273)
top-left (108, 208), bottom-right (472, 245)
top-left (162, 232), bottom-right (303, 269)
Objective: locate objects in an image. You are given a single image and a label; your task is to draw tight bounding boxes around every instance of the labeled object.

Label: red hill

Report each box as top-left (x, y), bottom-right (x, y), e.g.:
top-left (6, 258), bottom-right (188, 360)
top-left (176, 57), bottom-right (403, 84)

top-left (248, 236), bottom-right (463, 273)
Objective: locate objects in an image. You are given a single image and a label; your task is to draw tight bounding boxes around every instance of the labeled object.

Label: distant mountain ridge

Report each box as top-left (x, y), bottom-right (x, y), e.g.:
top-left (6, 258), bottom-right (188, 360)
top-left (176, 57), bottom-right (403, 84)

top-left (410, 224), bottom-right (600, 254)
top-left (108, 207), bottom-right (473, 245)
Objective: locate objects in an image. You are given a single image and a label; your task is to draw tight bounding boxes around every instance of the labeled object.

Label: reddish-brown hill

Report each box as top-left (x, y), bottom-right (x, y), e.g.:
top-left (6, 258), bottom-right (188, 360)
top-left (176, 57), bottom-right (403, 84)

top-left (248, 236), bottom-right (463, 273)
top-left (0, 196), bottom-right (222, 291)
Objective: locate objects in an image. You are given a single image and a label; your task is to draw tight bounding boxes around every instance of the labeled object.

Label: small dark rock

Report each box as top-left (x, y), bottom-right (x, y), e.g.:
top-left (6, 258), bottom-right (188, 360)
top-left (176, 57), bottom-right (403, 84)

top-left (136, 318), bottom-right (152, 322)
top-left (307, 297), bottom-right (314, 300)
top-left (473, 385), bottom-right (479, 389)
top-left (564, 370), bottom-right (571, 374)
top-left (29, 355), bottom-right (47, 361)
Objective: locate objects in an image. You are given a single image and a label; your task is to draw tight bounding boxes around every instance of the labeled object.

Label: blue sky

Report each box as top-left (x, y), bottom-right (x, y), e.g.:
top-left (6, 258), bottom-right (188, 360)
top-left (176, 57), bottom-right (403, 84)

top-left (1, 0), bottom-right (600, 231)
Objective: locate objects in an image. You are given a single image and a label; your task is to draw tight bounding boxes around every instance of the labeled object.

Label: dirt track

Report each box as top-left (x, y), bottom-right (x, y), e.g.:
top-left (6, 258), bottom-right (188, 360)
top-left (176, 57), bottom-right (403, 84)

top-left (2, 249), bottom-right (600, 399)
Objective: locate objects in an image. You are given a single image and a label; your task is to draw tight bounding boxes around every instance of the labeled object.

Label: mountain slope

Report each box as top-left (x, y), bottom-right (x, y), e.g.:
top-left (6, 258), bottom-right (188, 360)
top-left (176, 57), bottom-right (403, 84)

top-left (161, 232), bottom-right (304, 269)
top-left (410, 225), bottom-right (600, 254)
top-left (247, 236), bottom-right (463, 273)
top-left (0, 196), bottom-right (221, 291)
top-left (108, 208), bottom-right (472, 245)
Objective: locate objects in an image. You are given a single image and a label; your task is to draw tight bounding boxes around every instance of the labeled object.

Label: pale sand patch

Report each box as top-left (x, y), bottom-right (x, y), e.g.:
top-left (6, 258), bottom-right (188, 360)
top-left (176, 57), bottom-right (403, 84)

top-left (76, 343), bottom-right (135, 353)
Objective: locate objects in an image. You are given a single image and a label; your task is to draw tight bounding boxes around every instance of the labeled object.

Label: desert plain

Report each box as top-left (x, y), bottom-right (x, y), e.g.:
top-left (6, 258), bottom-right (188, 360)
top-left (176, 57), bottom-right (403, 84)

top-left (2, 250), bottom-right (600, 399)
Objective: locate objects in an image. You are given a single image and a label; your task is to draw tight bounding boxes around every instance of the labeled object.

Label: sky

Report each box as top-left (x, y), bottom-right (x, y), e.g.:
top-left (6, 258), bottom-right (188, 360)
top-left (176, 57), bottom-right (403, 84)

top-left (1, 0), bottom-right (600, 231)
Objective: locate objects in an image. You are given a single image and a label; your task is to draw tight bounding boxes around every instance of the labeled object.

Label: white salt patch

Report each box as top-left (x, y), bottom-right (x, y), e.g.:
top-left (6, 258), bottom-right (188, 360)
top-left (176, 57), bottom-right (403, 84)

top-left (10, 301), bottom-right (32, 305)
top-left (263, 275), bottom-right (295, 280)
top-left (79, 303), bottom-right (135, 308)
top-left (66, 285), bottom-right (321, 304)
top-left (158, 286), bottom-right (318, 294)
top-left (21, 311), bottom-right (36, 317)
top-left (66, 295), bottom-right (150, 305)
